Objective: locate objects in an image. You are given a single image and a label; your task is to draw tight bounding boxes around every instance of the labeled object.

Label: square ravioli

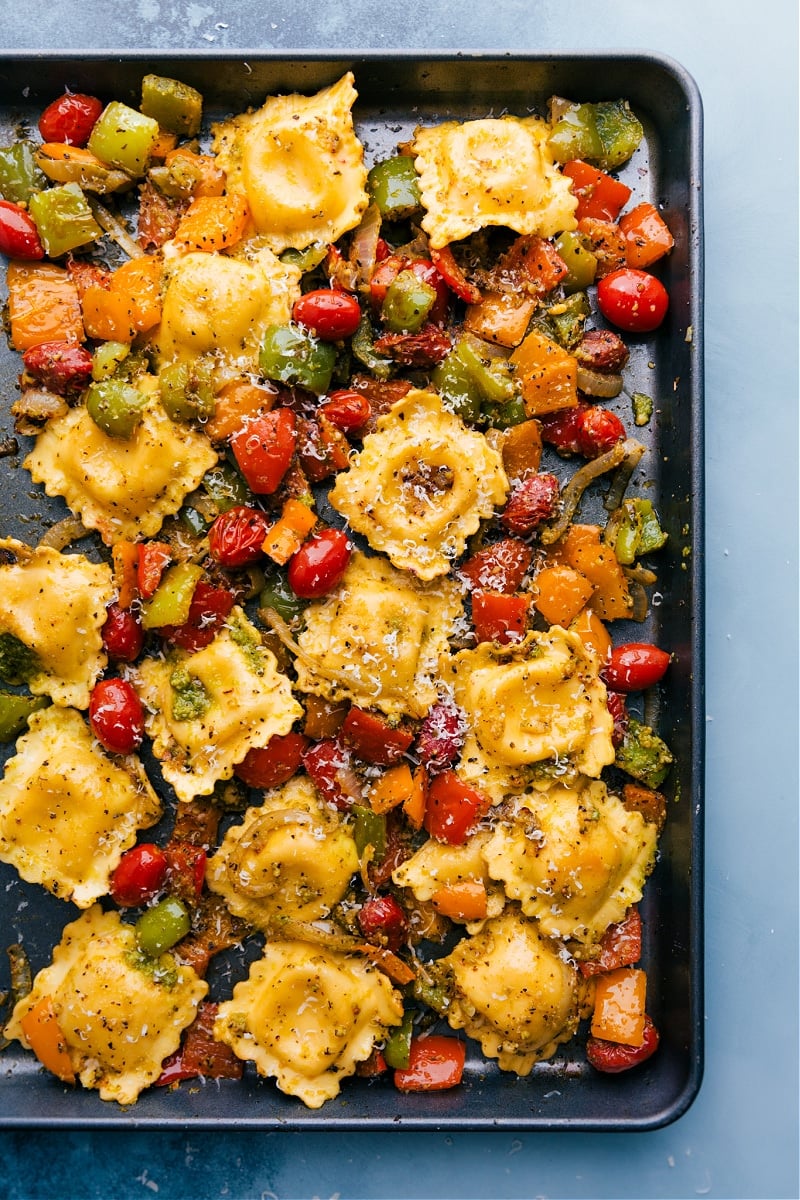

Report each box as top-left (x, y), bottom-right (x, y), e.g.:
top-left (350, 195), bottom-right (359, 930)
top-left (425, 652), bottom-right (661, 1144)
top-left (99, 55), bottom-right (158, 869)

top-left (25, 378), bottom-right (218, 545)
top-left (328, 389), bottom-right (509, 580)
top-left (127, 608), bottom-right (303, 802)
top-left (4, 906), bottom-right (207, 1105)
top-left (0, 538), bottom-right (115, 709)
top-left (0, 706), bottom-right (161, 906)
top-left (293, 552), bottom-right (463, 720)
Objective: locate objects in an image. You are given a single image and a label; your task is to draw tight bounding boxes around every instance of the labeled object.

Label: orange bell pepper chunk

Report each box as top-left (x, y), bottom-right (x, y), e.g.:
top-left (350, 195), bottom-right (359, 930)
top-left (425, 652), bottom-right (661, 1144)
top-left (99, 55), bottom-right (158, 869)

top-left (173, 193), bottom-right (250, 252)
top-left (6, 260), bottom-right (85, 351)
top-left (533, 563), bottom-right (594, 627)
top-left (619, 202), bottom-right (675, 269)
top-left (509, 329), bottom-right (579, 416)
top-left (164, 146), bottom-right (226, 197)
top-left (82, 254), bottom-right (162, 342)
top-left (368, 762), bottom-right (415, 814)
top-left (431, 879), bottom-right (488, 922)
top-left (562, 160), bottom-right (632, 222)
top-left (590, 967), bottom-right (647, 1047)
top-left (205, 379), bottom-right (277, 443)
top-left (112, 540), bottom-right (140, 609)
top-left (403, 764), bottom-right (429, 830)
top-left (261, 499), bottom-right (317, 566)
top-left (569, 605), bottom-right (612, 664)
top-left (20, 996), bottom-right (75, 1083)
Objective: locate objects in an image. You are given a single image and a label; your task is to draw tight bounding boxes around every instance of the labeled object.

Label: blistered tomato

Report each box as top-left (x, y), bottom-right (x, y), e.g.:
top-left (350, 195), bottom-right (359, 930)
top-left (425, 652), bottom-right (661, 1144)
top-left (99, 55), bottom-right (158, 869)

top-left (110, 843), bottom-right (168, 906)
top-left (287, 528), bottom-right (352, 598)
top-left (89, 677), bottom-right (145, 754)
top-left (38, 92), bottom-right (104, 146)
top-left (293, 288), bottom-right (362, 341)
top-left (597, 268), bottom-right (669, 333)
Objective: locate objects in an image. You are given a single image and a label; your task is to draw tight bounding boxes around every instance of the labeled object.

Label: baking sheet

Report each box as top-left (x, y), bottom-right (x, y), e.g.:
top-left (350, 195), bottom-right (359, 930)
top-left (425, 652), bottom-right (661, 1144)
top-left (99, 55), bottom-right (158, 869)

top-left (0, 51), bottom-right (704, 1130)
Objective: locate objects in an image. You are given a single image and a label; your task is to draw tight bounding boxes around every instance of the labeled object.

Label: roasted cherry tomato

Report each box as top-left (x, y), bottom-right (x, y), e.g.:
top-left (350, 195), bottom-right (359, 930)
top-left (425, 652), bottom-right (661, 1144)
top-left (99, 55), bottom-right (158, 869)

top-left (393, 1035), bottom-right (466, 1092)
top-left (160, 581), bottom-right (235, 652)
top-left (604, 643), bottom-right (671, 691)
top-left (101, 602), bottom-right (144, 663)
top-left (606, 690), bottom-right (629, 748)
top-left (234, 731), bottom-right (310, 789)
top-left (0, 200), bottom-right (45, 260)
top-left (342, 706), bottom-right (414, 765)
top-left (579, 908), bottom-right (642, 977)
top-left (89, 677), bottom-right (145, 754)
top-left (424, 770), bottom-right (489, 845)
top-left (586, 1013), bottom-right (660, 1073)
top-left (357, 893), bottom-right (408, 951)
top-left (38, 92), bottom-right (104, 146)
top-left (156, 1002), bottom-right (243, 1086)
top-left (164, 842), bottom-right (207, 902)
top-left (230, 408), bottom-right (296, 495)
top-left (415, 697), bottom-right (465, 771)
top-left (292, 288), bottom-right (362, 341)
top-left (319, 388), bottom-right (372, 432)
top-left (576, 406), bottom-right (626, 458)
top-left (597, 267), bottom-right (669, 333)
top-left (110, 843), bottom-right (168, 906)
top-left (22, 340), bottom-right (93, 394)
top-left (208, 504), bottom-right (271, 568)
top-left (302, 737), bottom-right (357, 810)
top-left (500, 472), bottom-right (560, 533)
top-left (459, 537), bottom-right (533, 594)
top-left (287, 527), bottom-right (352, 598)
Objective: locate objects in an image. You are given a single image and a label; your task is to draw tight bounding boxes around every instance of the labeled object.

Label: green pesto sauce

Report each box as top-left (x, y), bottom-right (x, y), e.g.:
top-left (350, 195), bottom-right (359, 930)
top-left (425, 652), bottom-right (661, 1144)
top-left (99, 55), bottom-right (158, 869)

top-left (170, 665), bottom-right (211, 722)
top-left (228, 618), bottom-right (266, 675)
top-left (124, 946), bottom-right (180, 990)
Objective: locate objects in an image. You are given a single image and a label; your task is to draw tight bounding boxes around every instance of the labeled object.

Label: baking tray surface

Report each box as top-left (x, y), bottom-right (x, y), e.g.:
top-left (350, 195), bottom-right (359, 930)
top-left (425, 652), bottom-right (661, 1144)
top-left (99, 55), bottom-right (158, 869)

top-left (0, 50), bottom-right (704, 1130)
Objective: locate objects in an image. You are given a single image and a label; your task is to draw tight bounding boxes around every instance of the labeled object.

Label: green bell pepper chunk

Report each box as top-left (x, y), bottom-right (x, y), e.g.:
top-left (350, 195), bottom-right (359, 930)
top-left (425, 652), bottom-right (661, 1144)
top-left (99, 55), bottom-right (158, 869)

top-left (554, 231), bottom-right (597, 293)
top-left (383, 1009), bottom-right (414, 1069)
top-left (548, 103), bottom-right (604, 163)
top-left (634, 499), bottom-right (668, 556)
top-left (140, 74), bottom-right (203, 137)
top-left (88, 101), bottom-right (160, 177)
top-left (135, 897), bottom-right (191, 957)
top-left (381, 270), bottom-right (436, 333)
top-left (613, 498), bottom-right (667, 564)
top-left (593, 100), bottom-right (644, 170)
top-left (0, 690), bottom-right (48, 741)
top-left (259, 571), bottom-right (307, 624)
top-left (538, 291), bottom-right (591, 351)
top-left (259, 324), bottom-right (336, 395)
top-left (141, 562), bottom-right (204, 630)
top-left (85, 378), bottom-right (148, 439)
top-left (411, 970), bottom-right (452, 1015)
top-left (367, 156), bottom-right (422, 221)
top-left (489, 395), bottom-right (528, 428)
top-left (280, 243), bottom-right (328, 273)
top-left (632, 392), bottom-right (654, 427)
top-left (351, 313), bottom-right (394, 380)
top-left (0, 634), bottom-right (40, 687)
top-left (28, 183), bottom-right (101, 258)
top-left (179, 505), bottom-right (209, 537)
top-left (159, 358), bottom-right (216, 423)
top-left (431, 350), bottom-right (483, 422)
top-left (615, 717), bottom-right (673, 789)
top-left (91, 340), bottom-right (130, 382)
top-left (201, 463), bottom-right (251, 513)
top-left (456, 335), bottom-right (516, 405)
top-left (0, 141), bottom-right (48, 204)
top-left (352, 804), bottom-right (387, 862)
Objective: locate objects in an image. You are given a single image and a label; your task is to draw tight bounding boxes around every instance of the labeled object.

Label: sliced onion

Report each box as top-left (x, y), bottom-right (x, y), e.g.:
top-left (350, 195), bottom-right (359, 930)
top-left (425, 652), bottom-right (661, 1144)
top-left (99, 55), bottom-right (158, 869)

top-left (576, 365), bottom-right (624, 398)
top-left (349, 202), bottom-right (382, 287)
top-left (38, 515), bottom-right (89, 550)
top-left (88, 197), bottom-right (145, 259)
top-left (540, 438), bottom-right (645, 546)
top-left (11, 388), bottom-right (68, 434)
top-left (623, 563), bottom-right (658, 587)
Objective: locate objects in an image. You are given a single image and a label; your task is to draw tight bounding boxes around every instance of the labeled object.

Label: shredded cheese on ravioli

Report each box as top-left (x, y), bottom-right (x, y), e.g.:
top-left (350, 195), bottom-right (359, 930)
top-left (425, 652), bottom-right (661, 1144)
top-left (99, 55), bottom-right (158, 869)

top-left (4, 906), bottom-right (207, 1105)
top-left (412, 116), bottom-right (578, 248)
top-left (0, 707), bottom-right (161, 906)
top-left (0, 538), bottom-right (114, 709)
top-left (329, 389), bottom-right (509, 580)
top-left (212, 72), bottom-right (368, 253)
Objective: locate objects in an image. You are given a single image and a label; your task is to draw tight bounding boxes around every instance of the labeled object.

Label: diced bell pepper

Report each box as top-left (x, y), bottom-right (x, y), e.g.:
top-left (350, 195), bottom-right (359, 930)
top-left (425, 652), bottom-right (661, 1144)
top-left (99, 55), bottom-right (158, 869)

top-left (6, 260), bottom-right (84, 350)
top-left (0, 141), bottom-right (48, 203)
top-left (140, 562), bottom-right (204, 630)
top-left (367, 156), bottom-right (422, 221)
top-left (381, 270), bottom-right (437, 333)
top-left (259, 324), bottom-right (336, 395)
top-left (159, 357), bottom-right (216, 423)
top-left (88, 102), bottom-right (160, 177)
top-left (554, 231), bottom-right (598, 293)
top-left (28, 182), bottom-right (101, 258)
top-left (352, 804), bottom-right (387, 861)
top-left (592, 100), bottom-right (644, 170)
top-left (135, 896), bottom-right (191, 957)
top-left (0, 689), bottom-right (49, 741)
top-left (85, 377), bottom-right (148, 439)
top-left (548, 103), bottom-right (604, 163)
top-left (140, 74), bottom-right (203, 137)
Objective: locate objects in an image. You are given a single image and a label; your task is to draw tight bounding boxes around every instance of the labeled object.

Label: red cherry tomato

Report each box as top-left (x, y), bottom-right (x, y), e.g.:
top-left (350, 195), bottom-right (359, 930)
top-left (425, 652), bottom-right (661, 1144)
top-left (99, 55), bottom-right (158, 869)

top-left (319, 388), bottom-right (372, 432)
top-left (597, 268), bottom-right (669, 333)
top-left (393, 1035), bottom-right (466, 1092)
top-left (604, 643), bottom-right (671, 691)
top-left (164, 842), bottom-right (207, 902)
top-left (38, 92), bottom-right (104, 146)
top-left (234, 731), bottom-right (310, 789)
top-left (606, 689), bottom-right (629, 748)
top-left (576, 406), bottom-right (626, 458)
top-left (89, 677), bottom-right (145, 755)
top-left (302, 737), bottom-right (356, 810)
top-left (292, 288), bottom-right (362, 341)
top-left (459, 538), bottom-right (533, 594)
top-left (0, 200), bottom-right (45, 260)
top-left (102, 602), bottom-right (144, 662)
top-left (159, 582), bottom-right (235, 652)
top-left (230, 408), bottom-right (296, 495)
top-left (357, 894), bottom-right (408, 950)
top-left (424, 770), bottom-right (489, 845)
top-left (341, 706), bottom-right (414, 765)
top-left (208, 505), bottom-right (271, 568)
top-left (22, 341), bottom-right (93, 394)
top-left (287, 527), bottom-right (352, 598)
top-left (110, 843), bottom-right (168, 906)
top-left (586, 1013), bottom-right (660, 1073)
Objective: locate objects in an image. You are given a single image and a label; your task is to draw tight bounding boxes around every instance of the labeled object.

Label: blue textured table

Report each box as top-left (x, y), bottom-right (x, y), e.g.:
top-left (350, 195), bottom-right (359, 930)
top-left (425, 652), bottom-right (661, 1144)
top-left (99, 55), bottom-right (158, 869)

top-left (1, 3), bottom-right (798, 1198)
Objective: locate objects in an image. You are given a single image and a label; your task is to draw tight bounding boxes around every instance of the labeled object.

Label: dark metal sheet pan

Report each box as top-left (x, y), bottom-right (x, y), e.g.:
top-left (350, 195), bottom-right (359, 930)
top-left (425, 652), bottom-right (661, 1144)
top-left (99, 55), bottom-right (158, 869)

top-left (0, 50), bottom-right (703, 1131)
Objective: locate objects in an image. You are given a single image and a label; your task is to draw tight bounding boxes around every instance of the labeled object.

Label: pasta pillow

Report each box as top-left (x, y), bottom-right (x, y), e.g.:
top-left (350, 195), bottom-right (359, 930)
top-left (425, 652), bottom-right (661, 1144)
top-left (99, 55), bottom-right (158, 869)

top-left (212, 73), bottom-right (368, 253)
top-left (213, 938), bottom-right (403, 1108)
top-left (412, 116), bottom-right (577, 248)
top-left (4, 906), bottom-right (207, 1105)
top-left (0, 706), bottom-right (161, 907)
top-left (0, 538), bottom-right (114, 709)
top-left (328, 389), bottom-right (509, 580)
top-left (392, 830), bottom-right (505, 930)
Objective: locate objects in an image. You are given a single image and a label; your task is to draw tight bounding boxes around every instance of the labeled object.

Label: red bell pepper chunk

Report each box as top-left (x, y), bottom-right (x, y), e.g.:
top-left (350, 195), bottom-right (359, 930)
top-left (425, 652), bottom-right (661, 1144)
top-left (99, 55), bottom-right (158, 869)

top-left (429, 245), bottom-right (482, 304)
top-left (156, 1002), bottom-right (243, 1085)
top-left (424, 770), bottom-right (489, 844)
top-left (137, 542), bottom-right (172, 600)
top-left (160, 582), bottom-right (235, 652)
top-left (164, 841), bottom-right (207, 902)
top-left (393, 1035), bottom-right (466, 1092)
top-left (579, 907), bottom-right (642, 977)
top-left (230, 407), bottom-right (296, 495)
top-left (341, 706), bottom-right (414, 765)
top-left (234, 731), bottom-right (310, 789)
top-left (472, 590), bottom-right (531, 645)
top-left (562, 160), bottom-right (632, 223)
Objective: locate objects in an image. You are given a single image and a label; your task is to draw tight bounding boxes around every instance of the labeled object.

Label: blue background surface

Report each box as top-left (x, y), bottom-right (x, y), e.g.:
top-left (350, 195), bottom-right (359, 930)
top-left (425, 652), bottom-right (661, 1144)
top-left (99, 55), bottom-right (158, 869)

top-left (1, 2), bottom-right (798, 1197)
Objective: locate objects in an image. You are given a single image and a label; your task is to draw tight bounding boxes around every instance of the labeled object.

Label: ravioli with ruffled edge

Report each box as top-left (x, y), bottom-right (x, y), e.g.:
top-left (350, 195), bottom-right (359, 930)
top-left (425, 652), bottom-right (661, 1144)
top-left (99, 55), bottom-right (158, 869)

top-left (439, 907), bottom-right (590, 1074)
top-left (4, 906), bottom-right (207, 1105)
top-left (0, 706), bottom-right (161, 907)
top-left (392, 830), bottom-right (505, 932)
top-left (212, 72), bottom-right (368, 254)
top-left (481, 779), bottom-right (659, 945)
top-left (206, 776), bottom-right (359, 930)
top-left (24, 377), bottom-right (218, 545)
top-left (127, 608), bottom-right (303, 802)
top-left (0, 538), bottom-right (114, 709)
top-left (213, 938), bottom-right (403, 1108)
top-left (412, 116), bottom-right (578, 249)
top-left (329, 389), bottom-right (509, 581)
top-left (293, 551), bottom-right (463, 720)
